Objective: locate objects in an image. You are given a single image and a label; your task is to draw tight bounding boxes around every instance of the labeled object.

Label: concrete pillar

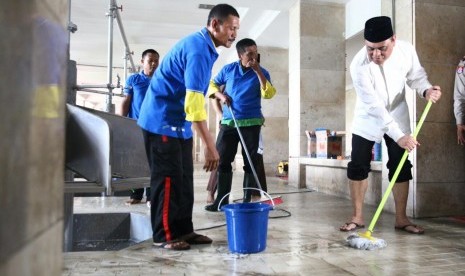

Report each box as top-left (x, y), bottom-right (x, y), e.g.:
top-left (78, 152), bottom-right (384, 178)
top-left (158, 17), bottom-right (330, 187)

top-left (0, 0), bottom-right (68, 275)
top-left (257, 46), bottom-right (289, 175)
top-left (288, 0), bottom-right (345, 187)
top-left (409, 0), bottom-right (465, 217)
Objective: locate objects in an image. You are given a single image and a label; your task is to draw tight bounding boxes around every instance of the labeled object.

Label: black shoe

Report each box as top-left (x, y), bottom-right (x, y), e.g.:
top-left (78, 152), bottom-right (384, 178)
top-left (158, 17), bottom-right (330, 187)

top-left (204, 204), bottom-right (220, 212)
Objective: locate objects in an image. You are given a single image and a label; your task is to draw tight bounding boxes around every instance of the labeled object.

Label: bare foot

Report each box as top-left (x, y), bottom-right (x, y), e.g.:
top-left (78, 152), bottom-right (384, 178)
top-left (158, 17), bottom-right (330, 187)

top-left (206, 192), bottom-right (214, 204)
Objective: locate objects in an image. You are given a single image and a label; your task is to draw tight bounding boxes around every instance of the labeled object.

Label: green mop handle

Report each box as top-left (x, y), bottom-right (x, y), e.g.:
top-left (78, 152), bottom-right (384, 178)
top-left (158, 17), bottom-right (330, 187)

top-left (367, 100), bottom-right (433, 233)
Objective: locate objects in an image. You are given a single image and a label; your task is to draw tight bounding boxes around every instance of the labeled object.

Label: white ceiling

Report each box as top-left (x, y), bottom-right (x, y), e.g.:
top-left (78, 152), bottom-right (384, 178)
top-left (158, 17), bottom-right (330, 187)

top-left (70, 0), bottom-right (349, 76)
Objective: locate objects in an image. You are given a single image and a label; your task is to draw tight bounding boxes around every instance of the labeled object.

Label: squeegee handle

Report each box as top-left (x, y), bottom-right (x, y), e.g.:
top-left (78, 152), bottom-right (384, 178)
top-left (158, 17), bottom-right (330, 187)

top-left (226, 104), bottom-right (263, 191)
top-left (367, 101), bottom-right (433, 233)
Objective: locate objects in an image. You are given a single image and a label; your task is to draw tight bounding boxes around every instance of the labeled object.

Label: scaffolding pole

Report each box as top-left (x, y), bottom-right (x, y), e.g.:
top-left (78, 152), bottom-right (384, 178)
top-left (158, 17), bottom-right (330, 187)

top-left (70, 0), bottom-right (136, 112)
top-left (105, 0), bottom-right (115, 112)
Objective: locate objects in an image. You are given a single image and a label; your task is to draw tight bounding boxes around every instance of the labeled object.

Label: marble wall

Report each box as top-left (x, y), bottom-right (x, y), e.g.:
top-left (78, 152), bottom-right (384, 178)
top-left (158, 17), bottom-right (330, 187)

top-left (0, 0), bottom-right (68, 275)
top-left (412, 0), bottom-right (465, 217)
top-left (305, 162), bottom-right (382, 206)
top-left (258, 47), bottom-right (290, 175)
top-left (288, 0), bottom-right (346, 186)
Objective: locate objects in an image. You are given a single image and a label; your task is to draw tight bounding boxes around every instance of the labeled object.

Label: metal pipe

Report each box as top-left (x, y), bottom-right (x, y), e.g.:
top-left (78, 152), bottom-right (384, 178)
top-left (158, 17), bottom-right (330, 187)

top-left (123, 47), bottom-right (128, 82)
top-left (76, 88), bottom-right (125, 97)
top-left (106, 0), bottom-right (115, 113)
top-left (114, 1), bottom-right (136, 73)
top-left (75, 84), bottom-right (112, 89)
top-left (76, 63), bottom-right (124, 69)
top-left (67, 0), bottom-right (72, 53)
top-left (392, 0), bottom-right (396, 33)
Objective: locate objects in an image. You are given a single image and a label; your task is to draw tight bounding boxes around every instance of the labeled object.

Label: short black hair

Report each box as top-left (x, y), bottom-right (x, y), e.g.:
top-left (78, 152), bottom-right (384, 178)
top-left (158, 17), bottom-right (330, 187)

top-left (236, 38), bottom-right (256, 55)
top-left (207, 4), bottom-right (239, 25)
top-left (142, 49), bottom-right (159, 59)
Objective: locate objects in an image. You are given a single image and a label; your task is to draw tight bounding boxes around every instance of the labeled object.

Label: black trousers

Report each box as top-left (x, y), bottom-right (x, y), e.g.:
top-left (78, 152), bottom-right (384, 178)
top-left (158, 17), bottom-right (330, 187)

top-left (348, 134), bottom-right (412, 182)
top-left (142, 130), bottom-right (194, 243)
top-left (217, 124), bottom-right (261, 174)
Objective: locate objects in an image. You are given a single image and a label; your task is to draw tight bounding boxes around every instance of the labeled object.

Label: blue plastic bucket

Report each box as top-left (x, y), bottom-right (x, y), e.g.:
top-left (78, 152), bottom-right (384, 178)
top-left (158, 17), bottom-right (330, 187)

top-left (221, 202), bottom-right (272, 254)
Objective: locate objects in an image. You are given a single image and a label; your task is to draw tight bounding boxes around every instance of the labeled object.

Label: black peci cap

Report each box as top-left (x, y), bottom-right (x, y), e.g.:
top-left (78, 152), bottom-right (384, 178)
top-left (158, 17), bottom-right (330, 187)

top-left (364, 16), bottom-right (393, 43)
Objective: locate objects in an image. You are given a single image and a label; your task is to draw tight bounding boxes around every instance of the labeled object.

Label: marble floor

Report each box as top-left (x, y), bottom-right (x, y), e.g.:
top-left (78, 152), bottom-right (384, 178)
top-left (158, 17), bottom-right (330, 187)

top-left (63, 167), bottom-right (465, 275)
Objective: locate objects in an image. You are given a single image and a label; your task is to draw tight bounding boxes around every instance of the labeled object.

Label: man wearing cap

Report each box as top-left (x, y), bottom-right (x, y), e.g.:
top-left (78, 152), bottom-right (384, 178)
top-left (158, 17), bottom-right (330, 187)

top-left (340, 16), bottom-right (442, 234)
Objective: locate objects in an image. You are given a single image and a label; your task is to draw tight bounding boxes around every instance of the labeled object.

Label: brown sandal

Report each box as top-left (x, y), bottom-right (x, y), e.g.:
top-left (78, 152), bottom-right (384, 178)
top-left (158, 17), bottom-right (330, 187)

top-left (394, 224), bottom-right (424, 234)
top-left (339, 222), bottom-right (365, 232)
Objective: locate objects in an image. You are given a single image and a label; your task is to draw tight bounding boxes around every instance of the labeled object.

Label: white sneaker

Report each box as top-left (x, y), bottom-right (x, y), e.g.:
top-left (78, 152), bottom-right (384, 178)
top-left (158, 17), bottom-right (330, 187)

top-left (147, 200), bottom-right (151, 208)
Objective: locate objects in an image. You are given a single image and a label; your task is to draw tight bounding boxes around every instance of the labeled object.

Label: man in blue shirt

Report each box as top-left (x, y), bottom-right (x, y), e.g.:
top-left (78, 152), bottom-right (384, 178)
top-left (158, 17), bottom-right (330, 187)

top-left (137, 4), bottom-right (240, 250)
top-left (119, 49), bottom-right (159, 205)
top-left (205, 38), bottom-right (276, 211)
top-left (121, 49), bottom-right (159, 119)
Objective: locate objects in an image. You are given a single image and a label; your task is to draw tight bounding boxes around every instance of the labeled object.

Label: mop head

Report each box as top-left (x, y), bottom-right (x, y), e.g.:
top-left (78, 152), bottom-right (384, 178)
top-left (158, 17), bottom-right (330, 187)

top-left (346, 231), bottom-right (387, 250)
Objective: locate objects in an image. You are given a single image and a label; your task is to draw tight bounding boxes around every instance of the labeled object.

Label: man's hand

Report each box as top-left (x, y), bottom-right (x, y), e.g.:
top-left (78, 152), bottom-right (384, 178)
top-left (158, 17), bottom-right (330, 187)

top-left (203, 145), bottom-right (219, 172)
top-left (215, 92), bottom-right (231, 106)
top-left (192, 120), bottom-right (219, 172)
top-left (397, 135), bottom-right (420, 152)
top-left (248, 57), bottom-right (260, 72)
top-left (457, 124), bottom-right (465, 145)
top-left (425, 85), bottom-right (442, 103)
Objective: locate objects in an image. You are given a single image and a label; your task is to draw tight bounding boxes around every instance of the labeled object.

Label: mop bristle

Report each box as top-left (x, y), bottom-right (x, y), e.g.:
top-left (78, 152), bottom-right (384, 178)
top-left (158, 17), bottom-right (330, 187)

top-left (347, 232), bottom-right (387, 250)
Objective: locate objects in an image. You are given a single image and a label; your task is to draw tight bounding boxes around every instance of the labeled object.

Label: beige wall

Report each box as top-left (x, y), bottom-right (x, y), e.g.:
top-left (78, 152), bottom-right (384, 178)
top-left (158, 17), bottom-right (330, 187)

top-left (288, 0), bottom-right (345, 186)
top-left (259, 47), bottom-right (289, 175)
top-left (412, 0), bottom-right (465, 217)
top-left (0, 0), bottom-right (67, 275)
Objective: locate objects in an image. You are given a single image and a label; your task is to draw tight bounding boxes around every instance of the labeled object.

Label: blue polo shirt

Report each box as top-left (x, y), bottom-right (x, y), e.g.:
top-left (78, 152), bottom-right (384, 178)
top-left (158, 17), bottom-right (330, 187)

top-left (124, 71), bottom-right (151, 119)
top-left (138, 27), bottom-right (218, 139)
top-left (213, 61), bottom-right (272, 122)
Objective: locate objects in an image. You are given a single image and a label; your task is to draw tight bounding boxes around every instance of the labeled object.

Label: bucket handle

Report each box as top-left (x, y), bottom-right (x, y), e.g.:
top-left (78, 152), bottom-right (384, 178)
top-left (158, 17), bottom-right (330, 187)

top-left (217, 188), bottom-right (276, 211)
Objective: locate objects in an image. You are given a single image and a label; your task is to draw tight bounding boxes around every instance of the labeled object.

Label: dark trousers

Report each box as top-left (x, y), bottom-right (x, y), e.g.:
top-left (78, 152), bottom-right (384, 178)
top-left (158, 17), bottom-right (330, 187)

top-left (206, 154), bottom-right (267, 197)
top-left (142, 130), bottom-right (194, 243)
top-left (348, 134), bottom-right (412, 182)
top-left (254, 153), bottom-right (267, 193)
top-left (217, 125), bottom-right (261, 174)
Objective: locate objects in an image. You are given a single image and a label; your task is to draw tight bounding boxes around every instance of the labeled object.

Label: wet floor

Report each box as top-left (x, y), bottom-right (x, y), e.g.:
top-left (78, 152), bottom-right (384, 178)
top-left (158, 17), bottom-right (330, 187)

top-left (63, 167), bottom-right (465, 275)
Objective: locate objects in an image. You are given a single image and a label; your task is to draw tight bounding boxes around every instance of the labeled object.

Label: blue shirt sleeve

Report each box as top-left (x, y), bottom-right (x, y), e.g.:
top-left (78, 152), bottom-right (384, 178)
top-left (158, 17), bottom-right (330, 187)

top-left (184, 51), bottom-right (211, 94)
top-left (124, 75), bottom-right (134, 95)
top-left (213, 66), bottom-right (227, 87)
